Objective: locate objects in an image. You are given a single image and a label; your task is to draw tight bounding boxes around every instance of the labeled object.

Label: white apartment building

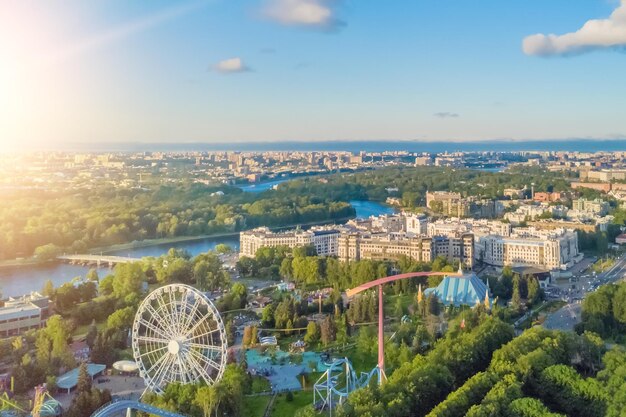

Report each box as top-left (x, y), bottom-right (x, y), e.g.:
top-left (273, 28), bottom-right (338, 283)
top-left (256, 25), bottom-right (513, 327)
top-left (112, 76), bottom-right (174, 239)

top-left (504, 203), bottom-right (558, 225)
top-left (0, 292), bottom-right (49, 337)
top-left (584, 169), bottom-right (626, 182)
top-left (404, 213), bottom-right (429, 235)
top-left (338, 231), bottom-right (474, 268)
top-left (477, 228), bottom-right (580, 270)
top-left (239, 226), bottom-right (341, 257)
top-left (345, 212), bottom-right (428, 236)
top-left (428, 218), bottom-right (511, 239)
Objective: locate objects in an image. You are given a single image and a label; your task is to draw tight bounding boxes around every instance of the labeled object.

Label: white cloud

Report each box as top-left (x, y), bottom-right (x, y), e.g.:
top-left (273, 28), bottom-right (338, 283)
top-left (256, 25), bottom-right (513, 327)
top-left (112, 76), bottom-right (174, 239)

top-left (523, 1), bottom-right (626, 56)
top-left (262, 0), bottom-right (343, 29)
top-left (434, 112), bottom-right (460, 118)
top-left (213, 57), bottom-right (250, 73)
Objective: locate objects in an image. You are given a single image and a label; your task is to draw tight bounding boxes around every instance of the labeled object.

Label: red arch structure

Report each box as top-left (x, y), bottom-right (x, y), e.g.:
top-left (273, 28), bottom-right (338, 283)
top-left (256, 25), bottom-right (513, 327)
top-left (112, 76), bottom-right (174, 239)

top-left (345, 270), bottom-right (462, 383)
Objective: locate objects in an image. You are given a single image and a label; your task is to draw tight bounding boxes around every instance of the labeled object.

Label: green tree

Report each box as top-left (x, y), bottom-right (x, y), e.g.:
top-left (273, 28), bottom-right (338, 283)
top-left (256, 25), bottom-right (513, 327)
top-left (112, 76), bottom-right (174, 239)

top-left (77, 362), bottom-right (92, 394)
top-left (285, 319), bottom-right (294, 336)
top-left (86, 322), bottom-right (98, 349)
top-left (304, 321), bottom-right (319, 345)
top-left (91, 333), bottom-right (114, 366)
top-left (46, 375), bottom-right (58, 395)
top-left (194, 385), bottom-right (218, 417)
top-left (612, 283), bottom-right (626, 325)
top-left (112, 263), bottom-right (145, 298)
top-left (508, 398), bottom-right (564, 417)
top-left (86, 268), bottom-right (99, 282)
top-left (526, 277), bottom-right (541, 306)
top-left (36, 314), bottom-right (75, 370)
top-left (279, 257), bottom-right (293, 279)
top-left (428, 294), bottom-right (440, 316)
top-left (394, 297), bottom-right (404, 317)
top-left (261, 304), bottom-right (275, 327)
top-left (42, 279), bottom-right (55, 298)
top-left (320, 315), bottom-right (336, 346)
top-left (336, 314), bottom-right (349, 347)
top-left (106, 306), bottom-right (135, 332)
top-left (215, 244), bottom-right (233, 254)
top-left (193, 252), bottom-right (229, 290)
top-left (242, 326), bottom-right (252, 347)
top-left (511, 276), bottom-right (522, 313)
top-left (34, 243), bottom-right (61, 261)
top-left (99, 275), bottom-right (114, 296)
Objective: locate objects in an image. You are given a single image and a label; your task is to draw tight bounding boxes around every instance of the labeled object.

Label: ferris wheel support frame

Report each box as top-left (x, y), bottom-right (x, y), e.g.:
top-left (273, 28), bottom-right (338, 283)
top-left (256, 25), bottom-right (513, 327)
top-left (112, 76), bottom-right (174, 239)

top-left (131, 284), bottom-right (228, 394)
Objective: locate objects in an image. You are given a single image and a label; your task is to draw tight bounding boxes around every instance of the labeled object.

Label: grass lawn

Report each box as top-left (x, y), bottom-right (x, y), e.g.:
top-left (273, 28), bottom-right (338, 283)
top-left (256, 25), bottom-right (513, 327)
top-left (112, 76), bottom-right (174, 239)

top-left (340, 345), bottom-right (377, 374)
top-left (384, 294), bottom-right (415, 317)
top-left (115, 347), bottom-right (134, 361)
top-left (270, 390), bottom-right (314, 417)
top-left (72, 321), bottom-right (106, 339)
top-left (242, 395), bottom-right (272, 417)
top-left (591, 257), bottom-right (616, 273)
top-left (251, 375), bottom-right (272, 393)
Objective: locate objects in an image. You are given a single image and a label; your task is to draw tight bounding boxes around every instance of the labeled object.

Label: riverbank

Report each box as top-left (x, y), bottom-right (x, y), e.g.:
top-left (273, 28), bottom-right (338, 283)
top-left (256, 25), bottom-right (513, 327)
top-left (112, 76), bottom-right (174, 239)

top-left (90, 233), bottom-right (241, 255)
top-left (96, 216), bottom-right (354, 255)
top-left (0, 216), bottom-right (355, 271)
top-left (0, 200), bottom-right (395, 297)
top-left (0, 257), bottom-right (51, 270)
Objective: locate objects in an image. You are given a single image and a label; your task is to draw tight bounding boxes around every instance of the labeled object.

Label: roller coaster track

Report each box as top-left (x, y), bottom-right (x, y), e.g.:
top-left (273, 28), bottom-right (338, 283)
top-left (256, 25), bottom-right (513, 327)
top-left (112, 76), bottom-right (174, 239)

top-left (91, 400), bottom-right (186, 417)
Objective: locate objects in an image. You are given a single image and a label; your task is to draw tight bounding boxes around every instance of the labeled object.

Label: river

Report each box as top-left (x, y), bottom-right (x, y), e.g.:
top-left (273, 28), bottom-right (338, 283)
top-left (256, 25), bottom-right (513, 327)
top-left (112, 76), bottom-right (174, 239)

top-left (238, 179), bottom-right (290, 193)
top-left (0, 236), bottom-right (241, 298)
top-left (0, 200), bottom-right (392, 298)
top-left (350, 200), bottom-right (395, 218)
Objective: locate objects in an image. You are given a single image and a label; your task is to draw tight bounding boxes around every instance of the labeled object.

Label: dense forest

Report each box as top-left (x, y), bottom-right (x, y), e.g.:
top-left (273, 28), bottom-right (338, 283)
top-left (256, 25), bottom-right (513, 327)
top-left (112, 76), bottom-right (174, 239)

top-left (312, 319), bottom-right (625, 417)
top-left (273, 166), bottom-right (575, 207)
top-left (0, 183), bottom-right (353, 260)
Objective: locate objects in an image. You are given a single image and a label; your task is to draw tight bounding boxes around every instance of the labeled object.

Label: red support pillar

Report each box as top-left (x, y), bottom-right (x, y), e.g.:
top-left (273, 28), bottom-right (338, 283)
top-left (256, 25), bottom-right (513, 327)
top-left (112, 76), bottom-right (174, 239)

top-left (377, 284), bottom-right (385, 383)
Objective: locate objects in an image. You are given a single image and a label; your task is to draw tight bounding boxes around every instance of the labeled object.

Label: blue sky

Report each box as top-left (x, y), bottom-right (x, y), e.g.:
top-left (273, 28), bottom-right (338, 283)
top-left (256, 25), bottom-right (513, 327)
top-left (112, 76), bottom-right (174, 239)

top-left (1, 0), bottom-right (626, 148)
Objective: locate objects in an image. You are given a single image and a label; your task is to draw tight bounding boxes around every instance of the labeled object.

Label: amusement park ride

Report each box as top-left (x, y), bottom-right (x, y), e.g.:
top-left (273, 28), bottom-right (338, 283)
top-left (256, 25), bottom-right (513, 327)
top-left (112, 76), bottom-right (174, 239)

top-left (346, 270), bottom-right (460, 383)
top-left (313, 269), bottom-right (462, 411)
top-left (2, 284), bottom-right (228, 417)
top-left (3, 270), bottom-right (467, 417)
top-left (131, 284), bottom-right (228, 394)
top-left (0, 384), bottom-right (60, 417)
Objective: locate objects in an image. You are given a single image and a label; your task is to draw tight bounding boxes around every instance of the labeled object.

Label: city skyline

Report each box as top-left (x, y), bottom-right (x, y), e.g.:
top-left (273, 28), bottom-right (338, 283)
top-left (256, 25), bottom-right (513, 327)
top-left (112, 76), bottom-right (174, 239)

top-left (2, 0), bottom-right (626, 150)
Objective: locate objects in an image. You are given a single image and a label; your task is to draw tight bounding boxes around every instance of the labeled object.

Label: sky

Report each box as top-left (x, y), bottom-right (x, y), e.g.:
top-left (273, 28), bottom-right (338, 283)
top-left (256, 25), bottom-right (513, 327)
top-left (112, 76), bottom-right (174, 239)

top-left (1, 0), bottom-right (626, 150)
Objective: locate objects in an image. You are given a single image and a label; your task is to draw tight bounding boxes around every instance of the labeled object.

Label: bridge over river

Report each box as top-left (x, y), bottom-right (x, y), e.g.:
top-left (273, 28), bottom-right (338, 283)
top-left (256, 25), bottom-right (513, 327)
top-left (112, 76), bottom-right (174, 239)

top-left (57, 254), bottom-right (141, 267)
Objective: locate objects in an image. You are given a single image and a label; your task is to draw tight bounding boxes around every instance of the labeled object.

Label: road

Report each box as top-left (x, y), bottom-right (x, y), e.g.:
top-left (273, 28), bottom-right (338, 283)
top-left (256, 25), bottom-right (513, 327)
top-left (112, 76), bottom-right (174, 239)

top-left (543, 252), bottom-right (626, 331)
top-left (599, 252), bottom-right (626, 283)
top-left (543, 303), bottom-right (582, 331)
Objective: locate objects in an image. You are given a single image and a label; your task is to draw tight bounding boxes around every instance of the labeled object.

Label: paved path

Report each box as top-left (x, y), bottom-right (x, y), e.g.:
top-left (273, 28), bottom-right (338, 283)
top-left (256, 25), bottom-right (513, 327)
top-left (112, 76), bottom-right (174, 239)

top-left (543, 303), bottom-right (581, 331)
top-left (262, 393), bottom-right (277, 417)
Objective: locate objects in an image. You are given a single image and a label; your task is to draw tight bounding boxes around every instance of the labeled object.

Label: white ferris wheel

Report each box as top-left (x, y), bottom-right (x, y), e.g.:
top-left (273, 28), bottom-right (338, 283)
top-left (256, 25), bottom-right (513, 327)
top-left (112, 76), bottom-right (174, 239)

top-left (131, 284), bottom-right (228, 393)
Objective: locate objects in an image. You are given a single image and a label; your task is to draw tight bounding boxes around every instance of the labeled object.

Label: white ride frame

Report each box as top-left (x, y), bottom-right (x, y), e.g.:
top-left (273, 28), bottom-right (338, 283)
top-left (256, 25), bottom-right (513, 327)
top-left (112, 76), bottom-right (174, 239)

top-left (132, 284), bottom-right (228, 393)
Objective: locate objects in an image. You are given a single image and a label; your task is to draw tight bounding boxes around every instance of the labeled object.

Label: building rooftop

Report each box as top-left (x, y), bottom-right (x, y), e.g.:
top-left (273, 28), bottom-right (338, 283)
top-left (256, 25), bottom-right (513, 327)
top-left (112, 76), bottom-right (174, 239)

top-left (0, 302), bottom-right (41, 321)
top-left (424, 272), bottom-right (491, 307)
top-left (57, 363), bottom-right (106, 390)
